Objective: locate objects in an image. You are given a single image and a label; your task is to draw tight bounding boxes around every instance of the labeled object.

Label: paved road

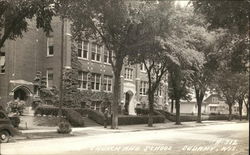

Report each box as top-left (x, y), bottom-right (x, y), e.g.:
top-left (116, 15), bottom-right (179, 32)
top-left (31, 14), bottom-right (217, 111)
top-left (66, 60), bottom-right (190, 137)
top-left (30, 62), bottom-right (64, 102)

top-left (0, 123), bottom-right (248, 155)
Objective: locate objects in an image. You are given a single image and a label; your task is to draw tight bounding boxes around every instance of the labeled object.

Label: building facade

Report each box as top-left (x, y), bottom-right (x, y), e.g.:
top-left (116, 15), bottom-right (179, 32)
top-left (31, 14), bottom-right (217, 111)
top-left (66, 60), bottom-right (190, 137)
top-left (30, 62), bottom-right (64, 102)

top-left (168, 93), bottom-right (245, 115)
top-left (0, 18), bottom-right (168, 115)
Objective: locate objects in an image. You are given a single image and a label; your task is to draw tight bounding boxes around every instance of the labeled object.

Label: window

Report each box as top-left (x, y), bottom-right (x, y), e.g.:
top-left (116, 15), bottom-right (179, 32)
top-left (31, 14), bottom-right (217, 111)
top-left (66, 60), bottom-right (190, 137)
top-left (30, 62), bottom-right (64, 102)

top-left (46, 69), bottom-right (53, 88)
top-left (234, 107), bottom-right (239, 112)
top-left (140, 63), bottom-right (146, 72)
top-left (0, 52), bottom-right (5, 73)
top-left (77, 41), bottom-right (89, 59)
top-left (91, 101), bottom-right (101, 111)
top-left (91, 73), bottom-right (101, 91)
top-left (47, 36), bottom-right (54, 56)
top-left (104, 48), bottom-right (112, 64)
top-left (124, 68), bottom-right (133, 80)
top-left (78, 71), bottom-right (88, 90)
top-left (103, 75), bottom-right (112, 92)
top-left (91, 43), bottom-right (101, 62)
top-left (140, 81), bottom-right (148, 95)
top-left (210, 107), bottom-right (217, 112)
top-left (212, 97), bottom-right (218, 103)
top-left (156, 87), bottom-right (162, 97)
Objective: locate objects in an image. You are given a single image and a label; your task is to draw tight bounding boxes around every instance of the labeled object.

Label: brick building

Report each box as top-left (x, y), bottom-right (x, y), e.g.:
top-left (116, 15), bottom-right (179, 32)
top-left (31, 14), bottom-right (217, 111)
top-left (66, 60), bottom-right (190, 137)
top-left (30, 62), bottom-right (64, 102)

top-left (0, 18), bottom-right (168, 115)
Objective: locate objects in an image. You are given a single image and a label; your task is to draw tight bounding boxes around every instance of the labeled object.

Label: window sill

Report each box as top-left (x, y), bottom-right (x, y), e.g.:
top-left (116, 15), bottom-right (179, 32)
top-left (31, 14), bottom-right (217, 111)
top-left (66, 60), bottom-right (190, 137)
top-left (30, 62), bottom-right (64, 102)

top-left (104, 90), bottom-right (112, 93)
top-left (0, 73), bottom-right (5, 75)
top-left (78, 57), bottom-right (88, 61)
top-left (91, 60), bottom-right (102, 64)
top-left (77, 88), bottom-right (87, 91)
top-left (46, 55), bottom-right (54, 57)
top-left (91, 89), bottom-right (101, 92)
top-left (140, 94), bottom-right (147, 97)
top-left (104, 63), bottom-right (111, 66)
top-left (124, 79), bottom-right (133, 82)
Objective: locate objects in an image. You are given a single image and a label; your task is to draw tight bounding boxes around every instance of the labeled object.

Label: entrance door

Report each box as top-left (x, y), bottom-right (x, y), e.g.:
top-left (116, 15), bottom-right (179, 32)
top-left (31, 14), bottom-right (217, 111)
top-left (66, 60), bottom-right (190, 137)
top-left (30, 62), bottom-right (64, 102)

top-left (124, 91), bottom-right (133, 115)
top-left (14, 89), bottom-right (28, 101)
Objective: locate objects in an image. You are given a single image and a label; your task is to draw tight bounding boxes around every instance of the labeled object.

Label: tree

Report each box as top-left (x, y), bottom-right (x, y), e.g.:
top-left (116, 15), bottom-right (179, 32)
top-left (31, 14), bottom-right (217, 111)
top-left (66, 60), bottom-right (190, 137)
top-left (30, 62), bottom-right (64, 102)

top-left (63, 0), bottom-right (163, 129)
top-left (192, 0), bottom-right (250, 119)
top-left (127, 1), bottom-right (176, 127)
top-left (235, 73), bottom-right (249, 120)
top-left (211, 31), bottom-right (249, 120)
top-left (215, 72), bottom-right (242, 121)
top-left (166, 7), bottom-right (205, 125)
top-left (181, 11), bottom-right (219, 123)
top-left (0, 0), bottom-right (55, 50)
top-left (192, 0), bottom-right (250, 35)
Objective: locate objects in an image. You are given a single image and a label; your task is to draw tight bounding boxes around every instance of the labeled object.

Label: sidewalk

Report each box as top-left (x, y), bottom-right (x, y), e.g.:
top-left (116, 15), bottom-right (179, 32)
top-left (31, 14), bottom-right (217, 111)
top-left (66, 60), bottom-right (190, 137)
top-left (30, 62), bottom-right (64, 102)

top-left (15, 120), bottom-right (248, 141)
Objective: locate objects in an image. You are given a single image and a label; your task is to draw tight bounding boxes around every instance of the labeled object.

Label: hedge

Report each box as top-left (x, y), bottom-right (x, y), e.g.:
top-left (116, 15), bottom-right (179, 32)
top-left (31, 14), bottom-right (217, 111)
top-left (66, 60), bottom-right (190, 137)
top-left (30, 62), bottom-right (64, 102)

top-left (64, 109), bottom-right (84, 127)
top-left (34, 106), bottom-right (84, 127)
top-left (75, 108), bottom-right (105, 125)
top-left (156, 109), bottom-right (247, 122)
top-left (76, 108), bottom-right (166, 125)
top-left (135, 108), bottom-right (164, 116)
top-left (117, 115), bottom-right (165, 125)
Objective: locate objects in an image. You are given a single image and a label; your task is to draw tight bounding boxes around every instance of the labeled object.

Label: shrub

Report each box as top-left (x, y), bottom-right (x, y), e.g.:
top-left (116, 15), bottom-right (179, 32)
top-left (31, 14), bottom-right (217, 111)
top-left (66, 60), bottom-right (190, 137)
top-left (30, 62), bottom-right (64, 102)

top-left (34, 106), bottom-right (84, 127)
top-left (31, 98), bottom-right (43, 110)
top-left (57, 121), bottom-right (72, 134)
top-left (118, 115), bottom-right (165, 125)
top-left (7, 100), bottom-right (26, 116)
top-left (75, 108), bottom-right (109, 125)
top-left (34, 106), bottom-right (59, 116)
top-left (74, 108), bottom-right (91, 117)
top-left (208, 114), bottom-right (229, 120)
top-left (9, 115), bottom-right (21, 128)
top-left (65, 109), bottom-right (84, 127)
top-left (135, 108), bottom-right (163, 116)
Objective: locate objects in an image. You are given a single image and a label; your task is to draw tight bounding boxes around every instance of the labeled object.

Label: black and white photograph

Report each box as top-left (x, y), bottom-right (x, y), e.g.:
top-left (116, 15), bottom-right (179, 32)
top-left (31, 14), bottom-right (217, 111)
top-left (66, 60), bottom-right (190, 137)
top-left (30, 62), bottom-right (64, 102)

top-left (0, 0), bottom-right (249, 154)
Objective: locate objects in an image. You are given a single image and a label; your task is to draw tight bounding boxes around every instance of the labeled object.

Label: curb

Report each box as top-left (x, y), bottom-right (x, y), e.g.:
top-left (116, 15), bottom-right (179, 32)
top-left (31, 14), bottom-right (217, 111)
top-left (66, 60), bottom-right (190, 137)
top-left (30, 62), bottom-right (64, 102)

top-left (14, 121), bottom-right (247, 141)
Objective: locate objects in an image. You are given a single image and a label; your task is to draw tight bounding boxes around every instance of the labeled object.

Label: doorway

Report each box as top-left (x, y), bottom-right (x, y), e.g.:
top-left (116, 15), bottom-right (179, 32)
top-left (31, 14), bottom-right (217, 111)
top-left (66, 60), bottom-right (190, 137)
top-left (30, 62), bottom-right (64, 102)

top-left (124, 91), bottom-right (133, 115)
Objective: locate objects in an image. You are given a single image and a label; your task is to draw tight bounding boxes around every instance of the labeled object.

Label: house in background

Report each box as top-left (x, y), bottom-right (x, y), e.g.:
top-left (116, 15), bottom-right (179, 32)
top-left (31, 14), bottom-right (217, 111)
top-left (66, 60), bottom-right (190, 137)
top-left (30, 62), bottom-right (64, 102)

top-left (169, 93), bottom-right (207, 114)
top-left (168, 93), bottom-right (245, 115)
top-left (204, 94), bottom-right (246, 115)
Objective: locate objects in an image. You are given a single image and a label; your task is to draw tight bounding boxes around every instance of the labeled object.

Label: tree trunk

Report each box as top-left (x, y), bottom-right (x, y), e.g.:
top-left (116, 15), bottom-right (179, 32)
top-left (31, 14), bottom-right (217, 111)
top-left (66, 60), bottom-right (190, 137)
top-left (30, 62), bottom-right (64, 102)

top-left (228, 103), bottom-right (232, 121)
top-left (195, 88), bottom-right (205, 123)
top-left (238, 99), bottom-right (243, 121)
top-left (175, 99), bottom-right (181, 125)
top-left (148, 91), bottom-right (154, 127)
top-left (197, 101), bottom-right (202, 123)
top-left (244, 100), bottom-right (249, 120)
top-left (171, 99), bottom-right (174, 113)
top-left (111, 62), bottom-right (122, 129)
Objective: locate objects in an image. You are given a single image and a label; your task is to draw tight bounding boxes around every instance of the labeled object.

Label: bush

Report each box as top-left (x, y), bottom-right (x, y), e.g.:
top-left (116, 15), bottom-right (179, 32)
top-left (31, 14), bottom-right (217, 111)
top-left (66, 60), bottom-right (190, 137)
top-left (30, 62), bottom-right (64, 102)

top-left (34, 106), bottom-right (59, 116)
top-left (65, 109), bottom-right (84, 127)
top-left (135, 108), bottom-right (163, 116)
top-left (31, 98), bottom-right (43, 110)
top-left (7, 100), bottom-right (26, 115)
top-left (75, 108), bottom-right (165, 125)
top-left (117, 115), bottom-right (165, 125)
top-left (34, 106), bottom-right (84, 127)
top-left (57, 121), bottom-right (72, 134)
top-left (9, 115), bottom-right (21, 128)
top-left (74, 108), bottom-right (91, 117)
top-left (157, 109), bottom-right (241, 122)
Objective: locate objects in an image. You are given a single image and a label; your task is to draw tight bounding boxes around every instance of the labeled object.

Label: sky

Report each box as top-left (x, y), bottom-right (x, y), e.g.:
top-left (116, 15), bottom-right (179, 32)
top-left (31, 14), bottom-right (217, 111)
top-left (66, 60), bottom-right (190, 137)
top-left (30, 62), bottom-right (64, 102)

top-left (175, 1), bottom-right (190, 7)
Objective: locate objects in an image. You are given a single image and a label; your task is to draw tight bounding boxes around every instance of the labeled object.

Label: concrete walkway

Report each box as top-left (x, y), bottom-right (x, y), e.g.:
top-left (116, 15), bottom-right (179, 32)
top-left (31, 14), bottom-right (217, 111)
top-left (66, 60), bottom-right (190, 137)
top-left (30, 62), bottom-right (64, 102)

top-left (20, 120), bottom-right (246, 135)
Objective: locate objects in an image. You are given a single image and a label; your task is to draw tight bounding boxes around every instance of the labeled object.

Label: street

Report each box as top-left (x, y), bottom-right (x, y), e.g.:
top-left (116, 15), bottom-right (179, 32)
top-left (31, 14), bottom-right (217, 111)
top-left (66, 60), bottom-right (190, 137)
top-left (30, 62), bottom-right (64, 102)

top-left (0, 123), bottom-right (248, 155)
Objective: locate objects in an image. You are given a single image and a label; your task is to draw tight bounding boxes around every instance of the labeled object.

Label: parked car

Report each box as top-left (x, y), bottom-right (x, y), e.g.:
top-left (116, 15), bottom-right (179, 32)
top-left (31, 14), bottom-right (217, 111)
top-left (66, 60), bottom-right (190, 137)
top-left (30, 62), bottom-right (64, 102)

top-left (0, 110), bottom-right (20, 143)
